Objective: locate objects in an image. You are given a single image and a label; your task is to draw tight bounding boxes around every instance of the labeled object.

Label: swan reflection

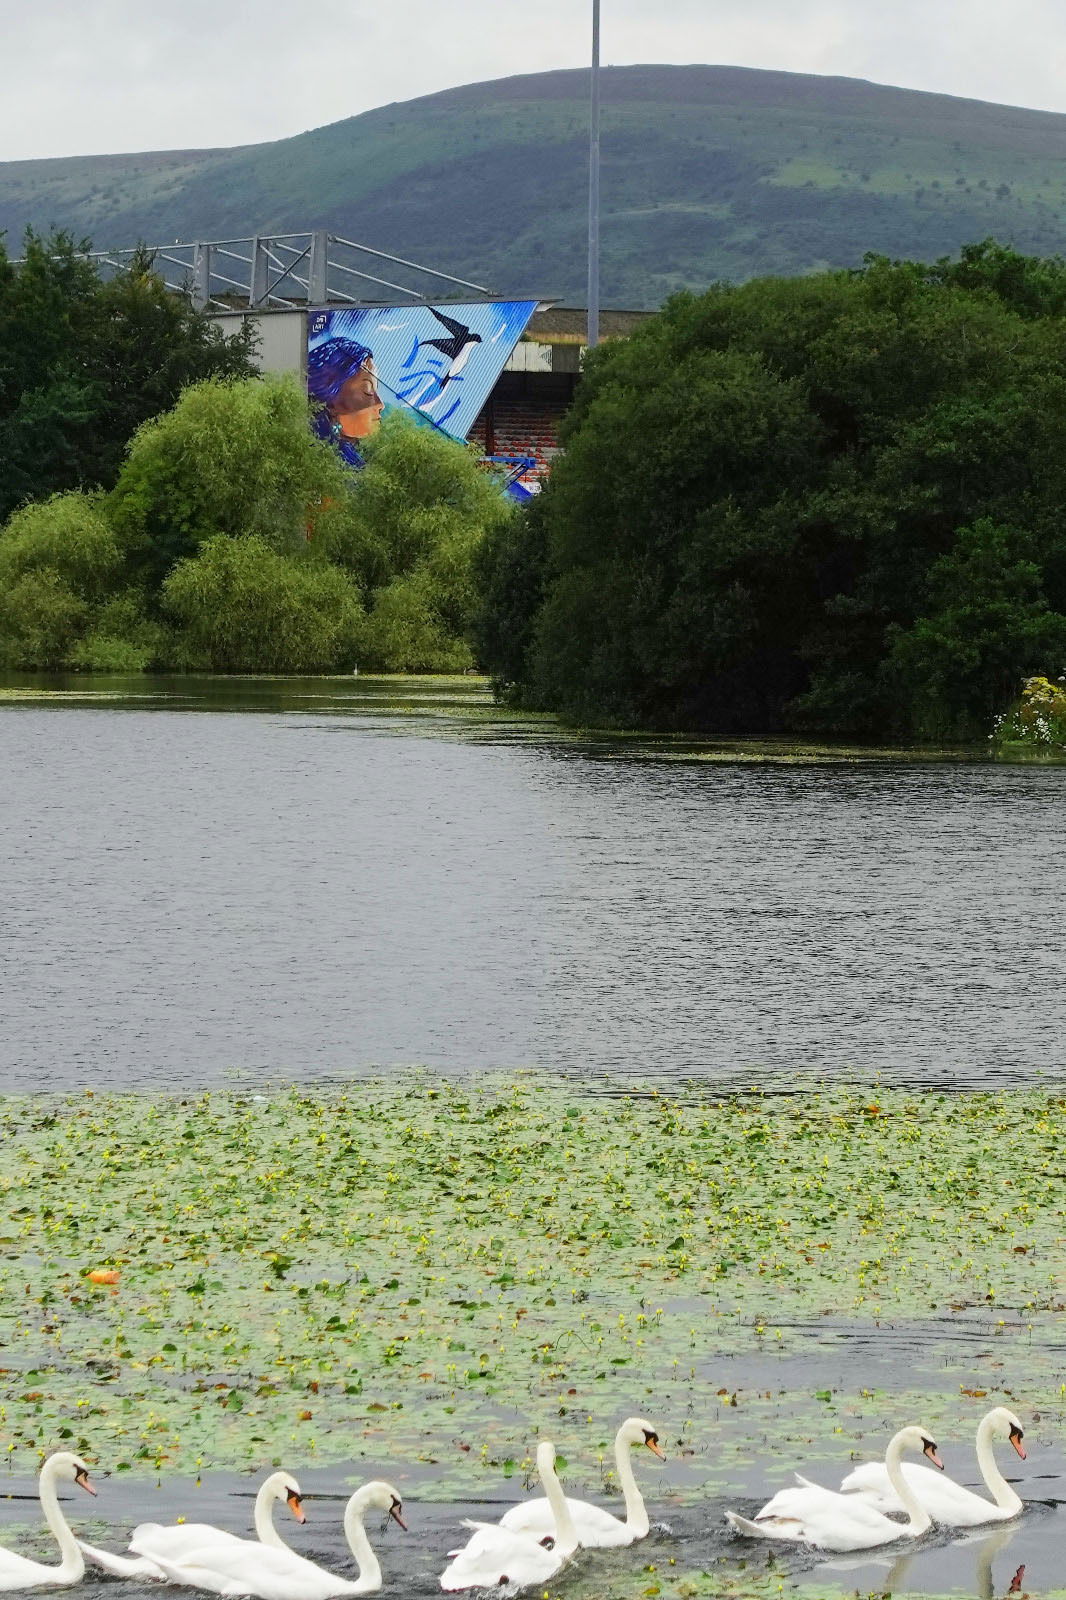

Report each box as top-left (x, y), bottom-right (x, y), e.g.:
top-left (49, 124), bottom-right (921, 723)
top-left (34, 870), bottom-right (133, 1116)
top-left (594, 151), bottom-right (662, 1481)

top-left (816, 1519), bottom-right (1027, 1598)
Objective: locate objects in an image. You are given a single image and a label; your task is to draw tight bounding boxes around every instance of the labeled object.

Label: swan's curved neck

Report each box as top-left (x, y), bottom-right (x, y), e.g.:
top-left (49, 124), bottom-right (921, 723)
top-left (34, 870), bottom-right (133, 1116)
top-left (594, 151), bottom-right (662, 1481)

top-left (253, 1480), bottom-right (284, 1548)
top-left (975, 1418), bottom-right (1023, 1514)
top-left (884, 1435), bottom-right (932, 1536)
top-left (539, 1453), bottom-right (578, 1558)
top-left (39, 1460), bottom-right (84, 1581)
top-left (343, 1495), bottom-right (381, 1593)
top-left (613, 1433), bottom-right (649, 1537)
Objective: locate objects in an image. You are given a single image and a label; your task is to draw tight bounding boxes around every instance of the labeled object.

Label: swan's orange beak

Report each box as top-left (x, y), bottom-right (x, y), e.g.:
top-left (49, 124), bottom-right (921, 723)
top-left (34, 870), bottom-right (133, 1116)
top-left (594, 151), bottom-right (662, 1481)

top-left (75, 1470), bottom-right (97, 1496)
top-left (287, 1492), bottom-right (306, 1523)
top-left (645, 1439), bottom-right (666, 1460)
top-left (1010, 1430), bottom-right (1027, 1460)
top-left (922, 1442), bottom-right (944, 1470)
top-left (389, 1502), bottom-right (407, 1532)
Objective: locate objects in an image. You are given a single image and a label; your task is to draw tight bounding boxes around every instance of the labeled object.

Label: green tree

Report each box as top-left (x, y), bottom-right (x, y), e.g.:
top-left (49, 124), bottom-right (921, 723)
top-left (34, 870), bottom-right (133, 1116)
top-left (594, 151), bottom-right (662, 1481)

top-left (0, 571), bottom-right (88, 669)
top-left (884, 520), bottom-right (1066, 737)
top-left (0, 490), bottom-right (153, 668)
top-left (0, 491), bottom-right (123, 598)
top-left (161, 535), bottom-right (365, 673)
top-left (323, 412), bottom-right (511, 671)
top-left (472, 492), bottom-right (550, 695)
top-left (110, 373), bottom-right (354, 588)
top-left (0, 233), bottom-right (255, 521)
top-left (480, 246), bottom-right (1066, 736)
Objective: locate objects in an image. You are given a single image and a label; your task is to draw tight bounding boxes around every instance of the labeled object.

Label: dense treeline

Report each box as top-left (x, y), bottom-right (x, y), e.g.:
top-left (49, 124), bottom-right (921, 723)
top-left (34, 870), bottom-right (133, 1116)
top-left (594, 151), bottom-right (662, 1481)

top-left (0, 233), bottom-right (257, 523)
top-left (2, 231), bottom-right (500, 679)
top-left (0, 377), bottom-right (510, 673)
top-left (477, 241), bottom-right (1066, 738)
top-left (0, 235), bottom-right (510, 674)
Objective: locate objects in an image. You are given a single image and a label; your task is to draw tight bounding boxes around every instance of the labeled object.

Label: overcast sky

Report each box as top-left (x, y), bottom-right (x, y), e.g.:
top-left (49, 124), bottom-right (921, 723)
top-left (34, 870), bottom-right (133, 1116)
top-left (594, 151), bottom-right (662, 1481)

top-left (6, 0), bottom-right (1066, 163)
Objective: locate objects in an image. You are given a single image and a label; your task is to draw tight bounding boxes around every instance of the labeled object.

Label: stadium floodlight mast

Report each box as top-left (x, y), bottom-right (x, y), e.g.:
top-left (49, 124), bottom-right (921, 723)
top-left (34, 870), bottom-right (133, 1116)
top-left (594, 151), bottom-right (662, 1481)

top-left (587, 0), bottom-right (601, 350)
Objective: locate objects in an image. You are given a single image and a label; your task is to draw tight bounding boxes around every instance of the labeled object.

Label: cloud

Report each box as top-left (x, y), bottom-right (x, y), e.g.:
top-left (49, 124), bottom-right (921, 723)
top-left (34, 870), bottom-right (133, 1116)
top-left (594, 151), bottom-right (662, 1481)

top-left (4, 0), bottom-right (1066, 162)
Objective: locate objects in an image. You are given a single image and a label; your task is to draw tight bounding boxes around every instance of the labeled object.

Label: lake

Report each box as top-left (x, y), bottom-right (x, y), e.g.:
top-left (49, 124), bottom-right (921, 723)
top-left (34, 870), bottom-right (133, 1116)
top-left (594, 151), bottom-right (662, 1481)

top-left (2, 672), bottom-right (1065, 1094)
top-left (3, 673), bottom-right (1066, 1600)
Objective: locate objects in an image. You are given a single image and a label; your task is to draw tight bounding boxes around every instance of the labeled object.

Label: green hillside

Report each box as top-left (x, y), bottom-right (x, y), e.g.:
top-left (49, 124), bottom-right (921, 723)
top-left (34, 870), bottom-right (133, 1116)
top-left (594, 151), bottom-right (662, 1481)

top-left (5, 65), bottom-right (1066, 307)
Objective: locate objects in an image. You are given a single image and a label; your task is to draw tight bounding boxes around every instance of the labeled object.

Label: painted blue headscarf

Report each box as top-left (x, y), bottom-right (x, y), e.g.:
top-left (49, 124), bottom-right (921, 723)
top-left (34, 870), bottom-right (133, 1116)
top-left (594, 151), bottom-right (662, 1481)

top-left (308, 337), bottom-right (375, 467)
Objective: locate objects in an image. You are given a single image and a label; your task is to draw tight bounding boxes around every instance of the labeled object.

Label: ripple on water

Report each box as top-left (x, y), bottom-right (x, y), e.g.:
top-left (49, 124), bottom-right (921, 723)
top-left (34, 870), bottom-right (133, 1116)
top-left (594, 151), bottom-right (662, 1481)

top-left (0, 674), bottom-right (1064, 1093)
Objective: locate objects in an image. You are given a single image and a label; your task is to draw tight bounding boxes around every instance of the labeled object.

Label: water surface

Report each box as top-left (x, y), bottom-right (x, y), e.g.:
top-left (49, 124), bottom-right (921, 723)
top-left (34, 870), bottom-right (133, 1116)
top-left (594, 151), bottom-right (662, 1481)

top-left (2, 674), bottom-right (1064, 1094)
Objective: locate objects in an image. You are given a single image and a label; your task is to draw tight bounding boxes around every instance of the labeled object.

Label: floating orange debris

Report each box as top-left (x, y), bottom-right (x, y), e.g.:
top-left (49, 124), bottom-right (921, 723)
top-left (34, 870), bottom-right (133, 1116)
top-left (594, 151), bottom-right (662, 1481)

top-left (87, 1269), bottom-right (120, 1285)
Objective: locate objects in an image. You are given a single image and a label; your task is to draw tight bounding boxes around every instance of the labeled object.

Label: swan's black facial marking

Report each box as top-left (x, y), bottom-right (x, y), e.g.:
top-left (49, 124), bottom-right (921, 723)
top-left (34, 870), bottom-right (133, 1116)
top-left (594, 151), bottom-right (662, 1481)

top-left (388, 1498), bottom-right (407, 1531)
top-left (642, 1428), bottom-right (666, 1460)
top-left (74, 1466), bottom-right (97, 1496)
top-left (538, 1536), bottom-right (554, 1550)
top-left (921, 1438), bottom-right (944, 1469)
top-left (1009, 1425), bottom-right (1027, 1460)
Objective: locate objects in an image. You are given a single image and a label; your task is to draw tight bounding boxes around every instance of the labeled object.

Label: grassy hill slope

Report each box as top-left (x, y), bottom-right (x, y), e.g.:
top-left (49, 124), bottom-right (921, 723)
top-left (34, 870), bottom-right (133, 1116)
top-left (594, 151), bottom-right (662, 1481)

top-left (4, 65), bottom-right (1066, 307)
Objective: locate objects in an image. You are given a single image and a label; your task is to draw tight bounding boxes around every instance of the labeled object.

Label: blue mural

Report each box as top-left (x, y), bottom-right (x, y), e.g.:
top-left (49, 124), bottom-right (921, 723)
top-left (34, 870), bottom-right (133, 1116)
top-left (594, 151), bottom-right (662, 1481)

top-left (307, 300), bottom-right (538, 465)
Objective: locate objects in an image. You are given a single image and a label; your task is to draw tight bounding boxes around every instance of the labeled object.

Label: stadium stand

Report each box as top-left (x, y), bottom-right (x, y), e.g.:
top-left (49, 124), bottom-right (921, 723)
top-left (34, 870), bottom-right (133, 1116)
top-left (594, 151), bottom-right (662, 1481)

top-left (469, 306), bottom-right (651, 487)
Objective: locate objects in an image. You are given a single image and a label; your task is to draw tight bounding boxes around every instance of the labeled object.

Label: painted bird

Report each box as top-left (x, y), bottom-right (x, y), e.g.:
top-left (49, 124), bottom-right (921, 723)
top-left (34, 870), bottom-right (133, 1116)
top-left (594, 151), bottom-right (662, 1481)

top-left (418, 308), bottom-right (482, 384)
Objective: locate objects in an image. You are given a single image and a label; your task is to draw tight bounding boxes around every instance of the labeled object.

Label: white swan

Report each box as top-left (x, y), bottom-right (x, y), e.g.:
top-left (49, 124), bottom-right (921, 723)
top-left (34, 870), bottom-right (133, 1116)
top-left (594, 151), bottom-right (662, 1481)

top-left (136, 1481), bottom-right (405, 1599)
top-left (725, 1425), bottom-right (943, 1552)
top-left (0, 1451), bottom-right (97, 1591)
top-left (839, 1406), bottom-right (1026, 1527)
top-left (440, 1441), bottom-right (579, 1591)
top-left (78, 1469), bottom-right (306, 1578)
top-left (497, 1416), bottom-right (664, 1547)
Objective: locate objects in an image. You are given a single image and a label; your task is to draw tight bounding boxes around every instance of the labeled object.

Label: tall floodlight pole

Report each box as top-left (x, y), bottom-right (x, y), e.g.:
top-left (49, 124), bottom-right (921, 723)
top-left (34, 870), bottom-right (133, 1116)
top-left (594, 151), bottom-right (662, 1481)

top-left (587, 0), bottom-right (601, 350)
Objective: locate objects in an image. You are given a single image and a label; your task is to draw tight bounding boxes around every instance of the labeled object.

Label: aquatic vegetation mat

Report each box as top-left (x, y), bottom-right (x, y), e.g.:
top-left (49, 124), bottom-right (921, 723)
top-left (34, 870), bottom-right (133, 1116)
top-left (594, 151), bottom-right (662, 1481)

top-left (1, 1079), bottom-right (1064, 1594)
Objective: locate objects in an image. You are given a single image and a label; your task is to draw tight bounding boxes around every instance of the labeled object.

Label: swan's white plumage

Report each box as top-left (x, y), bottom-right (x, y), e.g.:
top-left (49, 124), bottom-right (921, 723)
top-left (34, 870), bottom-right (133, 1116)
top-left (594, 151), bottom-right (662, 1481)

top-left (840, 1406), bottom-right (1026, 1527)
top-left (439, 1523), bottom-right (562, 1593)
top-left (78, 1469), bottom-right (305, 1578)
top-left (132, 1481), bottom-right (404, 1599)
top-left (498, 1416), bottom-right (664, 1548)
top-left (440, 1441), bottom-right (579, 1591)
top-left (725, 1425), bottom-right (942, 1553)
top-left (0, 1452), bottom-right (96, 1592)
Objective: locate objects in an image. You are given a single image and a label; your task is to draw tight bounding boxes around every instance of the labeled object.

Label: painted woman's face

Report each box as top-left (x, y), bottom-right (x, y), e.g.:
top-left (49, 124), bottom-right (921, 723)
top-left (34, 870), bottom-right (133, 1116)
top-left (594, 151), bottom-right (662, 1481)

top-left (332, 362), bottom-right (384, 439)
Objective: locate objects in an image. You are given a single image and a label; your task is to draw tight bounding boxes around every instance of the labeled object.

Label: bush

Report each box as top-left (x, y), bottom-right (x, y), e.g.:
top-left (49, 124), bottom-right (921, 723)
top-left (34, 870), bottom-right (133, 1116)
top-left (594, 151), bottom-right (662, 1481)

top-left (111, 374), bottom-right (355, 586)
top-left (994, 675), bottom-right (1066, 747)
top-left (0, 492), bottom-right (123, 599)
top-left (68, 635), bottom-right (158, 673)
top-left (361, 573), bottom-right (475, 672)
top-left (322, 412), bottom-right (510, 594)
top-left (0, 570), bottom-right (88, 668)
top-left (161, 535), bottom-right (365, 673)
top-left (322, 413), bottom-right (509, 670)
top-left (66, 591), bottom-right (170, 673)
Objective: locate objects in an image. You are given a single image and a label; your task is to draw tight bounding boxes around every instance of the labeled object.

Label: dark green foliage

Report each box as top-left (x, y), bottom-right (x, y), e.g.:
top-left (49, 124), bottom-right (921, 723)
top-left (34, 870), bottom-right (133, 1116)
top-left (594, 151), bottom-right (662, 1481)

top-left (0, 233), bottom-right (255, 521)
top-left (480, 244), bottom-right (1066, 737)
top-left (472, 493), bottom-right (550, 698)
top-left (10, 67), bottom-right (1066, 307)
